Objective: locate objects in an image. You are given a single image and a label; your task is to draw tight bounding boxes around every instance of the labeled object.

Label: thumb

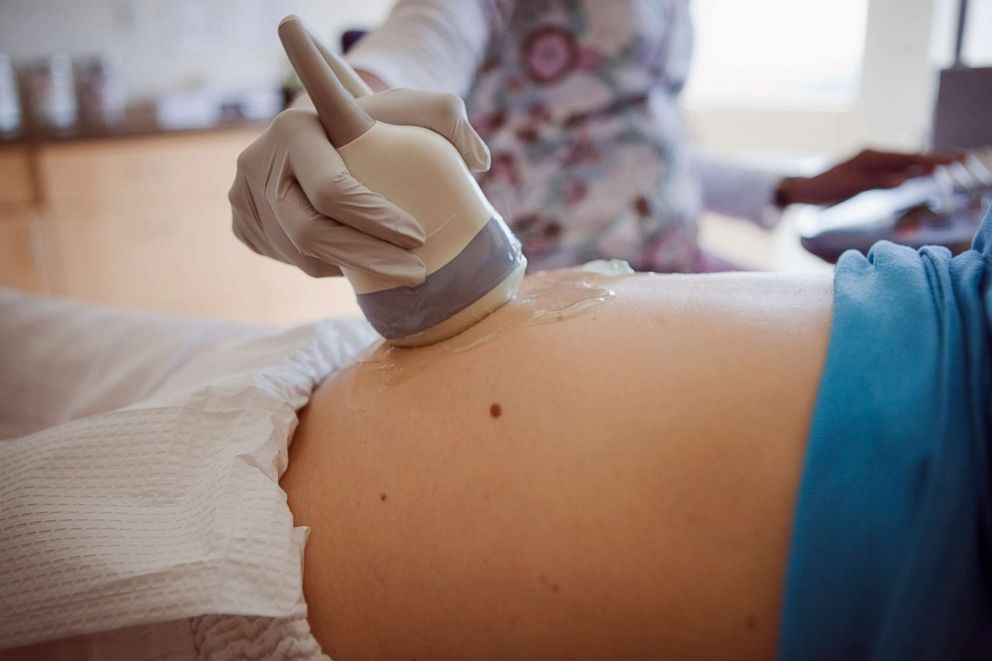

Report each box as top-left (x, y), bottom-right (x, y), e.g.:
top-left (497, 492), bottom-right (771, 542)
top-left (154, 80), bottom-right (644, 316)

top-left (449, 112), bottom-right (492, 172)
top-left (358, 89), bottom-right (492, 171)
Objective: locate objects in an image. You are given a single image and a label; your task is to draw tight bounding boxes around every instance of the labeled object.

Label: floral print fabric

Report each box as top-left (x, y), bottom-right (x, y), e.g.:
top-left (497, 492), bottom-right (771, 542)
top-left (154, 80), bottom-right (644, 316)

top-left (466, 0), bottom-right (702, 272)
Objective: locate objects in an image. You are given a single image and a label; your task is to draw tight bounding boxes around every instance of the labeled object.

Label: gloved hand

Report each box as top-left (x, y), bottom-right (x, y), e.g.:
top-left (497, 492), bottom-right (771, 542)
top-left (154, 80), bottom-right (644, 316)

top-left (229, 88), bottom-right (491, 285)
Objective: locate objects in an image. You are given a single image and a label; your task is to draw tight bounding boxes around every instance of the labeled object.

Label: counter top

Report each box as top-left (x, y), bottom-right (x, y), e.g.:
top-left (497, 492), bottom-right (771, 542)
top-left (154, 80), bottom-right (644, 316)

top-left (0, 111), bottom-right (271, 146)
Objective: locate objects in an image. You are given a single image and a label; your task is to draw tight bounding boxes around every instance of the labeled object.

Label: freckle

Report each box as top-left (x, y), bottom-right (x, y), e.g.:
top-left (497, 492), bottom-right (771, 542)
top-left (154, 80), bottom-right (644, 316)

top-left (551, 583), bottom-right (560, 593)
top-left (556, 314), bottom-right (563, 321)
top-left (490, 403), bottom-right (502, 418)
top-left (380, 493), bottom-right (387, 502)
top-left (538, 575), bottom-right (547, 585)
top-left (745, 615), bottom-right (757, 630)
top-left (509, 614), bottom-right (520, 625)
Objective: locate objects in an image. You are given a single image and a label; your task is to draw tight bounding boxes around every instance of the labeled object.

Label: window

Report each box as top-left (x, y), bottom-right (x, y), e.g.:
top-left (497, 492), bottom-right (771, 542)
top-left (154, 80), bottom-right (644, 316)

top-left (683, 0), bottom-right (870, 110)
top-left (931, 0), bottom-right (992, 66)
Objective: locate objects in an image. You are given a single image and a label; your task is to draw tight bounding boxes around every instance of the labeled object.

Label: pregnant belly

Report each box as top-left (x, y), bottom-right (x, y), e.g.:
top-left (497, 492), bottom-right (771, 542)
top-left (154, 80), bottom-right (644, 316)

top-left (281, 270), bottom-right (833, 660)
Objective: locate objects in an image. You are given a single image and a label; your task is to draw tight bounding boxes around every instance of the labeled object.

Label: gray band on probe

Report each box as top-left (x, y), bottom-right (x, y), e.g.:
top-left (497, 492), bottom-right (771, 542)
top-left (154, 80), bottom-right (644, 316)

top-left (356, 215), bottom-right (525, 339)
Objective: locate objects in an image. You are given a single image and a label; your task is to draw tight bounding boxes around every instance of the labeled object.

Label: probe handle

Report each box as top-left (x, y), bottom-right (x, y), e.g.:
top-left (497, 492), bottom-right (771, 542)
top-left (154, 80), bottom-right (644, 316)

top-left (277, 15), bottom-right (373, 148)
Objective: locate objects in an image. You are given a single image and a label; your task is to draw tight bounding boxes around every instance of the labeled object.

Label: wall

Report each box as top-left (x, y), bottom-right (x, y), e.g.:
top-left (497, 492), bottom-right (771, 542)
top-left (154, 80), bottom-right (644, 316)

top-left (686, 0), bottom-right (990, 160)
top-left (2, 0), bottom-right (986, 157)
top-left (0, 0), bottom-right (393, 102)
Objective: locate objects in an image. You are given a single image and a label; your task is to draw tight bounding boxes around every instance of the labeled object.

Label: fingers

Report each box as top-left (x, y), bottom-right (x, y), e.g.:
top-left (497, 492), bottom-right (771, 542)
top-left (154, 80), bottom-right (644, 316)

top-left (231, 171), bottom-right (344, 276)
top-left (854, 148), bottom-right (965, 172)
top-left (313, 172), bottom-right (428, 248)
top-left (273, 181), bottom-right (427, 286)
top-left (255, 190), bottom-right (344, 278)
top-left (280, 110), bottom-right (426, 249)
top-left (358, 89), bottom-right (492, 171)
top-left (229, 174), bottom-right (269, 256)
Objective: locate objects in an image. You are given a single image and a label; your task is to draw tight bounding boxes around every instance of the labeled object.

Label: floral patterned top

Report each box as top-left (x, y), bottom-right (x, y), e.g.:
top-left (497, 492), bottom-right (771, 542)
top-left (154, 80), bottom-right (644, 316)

top-left (464, 0), bottom-right (700, 272)
top-left (349, 0), bottom-right (721, 272)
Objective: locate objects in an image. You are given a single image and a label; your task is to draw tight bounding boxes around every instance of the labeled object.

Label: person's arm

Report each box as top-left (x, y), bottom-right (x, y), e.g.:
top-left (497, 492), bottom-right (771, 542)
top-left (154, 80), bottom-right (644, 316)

top-left (694, 148), bottom-right (965, 230)
top-left (346, 0), bottom-right (493, 95)
top-left (773, 148), bottom-right (963, 207)
top-left (692, 149), bottom-right (784, 229)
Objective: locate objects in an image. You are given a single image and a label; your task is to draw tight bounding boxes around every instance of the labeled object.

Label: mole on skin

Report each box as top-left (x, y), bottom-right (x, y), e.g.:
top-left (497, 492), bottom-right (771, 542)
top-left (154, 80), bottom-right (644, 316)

top-left (490, 403), bottom-right (502, 418)
top-left (380, 493), bottom-right (387, 502)
top-left (538, 575), bottom-right (561, 594)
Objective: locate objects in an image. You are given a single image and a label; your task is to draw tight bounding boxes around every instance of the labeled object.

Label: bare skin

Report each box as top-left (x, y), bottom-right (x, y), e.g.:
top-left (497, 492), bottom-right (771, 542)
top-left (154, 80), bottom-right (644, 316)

top-left (281, 270), bottom-right (834, 660)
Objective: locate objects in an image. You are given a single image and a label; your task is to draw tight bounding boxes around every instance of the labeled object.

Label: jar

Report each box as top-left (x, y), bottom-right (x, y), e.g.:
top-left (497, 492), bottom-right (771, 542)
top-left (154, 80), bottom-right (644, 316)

top-left (25, 53), bottom-right (76, 130)
top-left (0, 54), bottom-right (21, 134)
top-left (78, 55), bottom-right (125, 126)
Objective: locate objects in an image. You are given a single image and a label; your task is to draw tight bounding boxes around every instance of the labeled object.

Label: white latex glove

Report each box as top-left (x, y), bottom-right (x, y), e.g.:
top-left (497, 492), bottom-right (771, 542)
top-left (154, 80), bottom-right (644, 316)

top-left (229, 88), bottom-right (491, 285)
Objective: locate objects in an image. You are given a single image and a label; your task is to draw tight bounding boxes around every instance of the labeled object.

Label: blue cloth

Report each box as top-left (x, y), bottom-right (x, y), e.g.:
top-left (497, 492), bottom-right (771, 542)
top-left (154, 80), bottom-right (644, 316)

top-left (779, 205), bottom-right (992, 660)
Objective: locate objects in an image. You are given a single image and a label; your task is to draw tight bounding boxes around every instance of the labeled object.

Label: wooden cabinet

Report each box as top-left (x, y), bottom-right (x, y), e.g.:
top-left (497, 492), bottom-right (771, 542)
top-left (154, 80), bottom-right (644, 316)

top-left (0, 146), bottom-right (36, 206)
top-left (0, 130), bottom-right (361, 324)
top-left (0, 210), bottom-right (49, 294)
top-left (0, 147), bottom-right (48, 295)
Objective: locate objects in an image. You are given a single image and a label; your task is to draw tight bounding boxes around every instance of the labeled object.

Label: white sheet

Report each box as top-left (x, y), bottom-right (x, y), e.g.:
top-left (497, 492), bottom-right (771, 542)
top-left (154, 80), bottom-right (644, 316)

top-left (0, 289), bottom-right (379, 656)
